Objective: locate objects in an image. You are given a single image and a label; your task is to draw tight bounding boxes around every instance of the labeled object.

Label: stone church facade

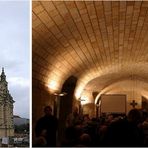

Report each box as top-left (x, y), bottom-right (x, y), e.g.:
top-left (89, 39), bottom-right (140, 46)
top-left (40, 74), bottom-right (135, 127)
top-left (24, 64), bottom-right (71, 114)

top-left (0, 68), bottom-right (14, 137)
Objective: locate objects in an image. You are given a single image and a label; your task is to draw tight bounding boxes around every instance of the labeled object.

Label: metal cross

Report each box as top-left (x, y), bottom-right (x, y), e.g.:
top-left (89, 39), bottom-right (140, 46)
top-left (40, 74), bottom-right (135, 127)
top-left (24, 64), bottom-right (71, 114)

top-left (130, 100), bottom-right (138, 108)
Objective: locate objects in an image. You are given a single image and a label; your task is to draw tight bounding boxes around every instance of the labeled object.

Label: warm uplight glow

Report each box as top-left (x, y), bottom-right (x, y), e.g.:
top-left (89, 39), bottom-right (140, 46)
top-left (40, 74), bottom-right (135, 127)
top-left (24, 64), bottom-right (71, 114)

top-left (80, 95), bottom-right (93, 105)
top-left (75, 86), bottom-right (84, 99)
top-left (80, 96), bottom-right (87, 105)
top-left (48, 80), bottom-right (59, 92)
top-left (80, 96), bottom-right (86, 101)
top-left (74, 69), bottom-right (104, 100)
top-left (59, 92), bottom-right (67, 96)
top-left (142, 94), bottom-right (148, 99)
top-left (54, 92), bottom-right (67, 96)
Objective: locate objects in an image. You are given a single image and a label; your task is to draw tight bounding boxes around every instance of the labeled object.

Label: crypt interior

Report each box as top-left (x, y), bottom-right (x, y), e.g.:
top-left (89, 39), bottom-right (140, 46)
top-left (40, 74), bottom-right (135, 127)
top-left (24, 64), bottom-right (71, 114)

top-left (32, 1), bottom-right (148, 146)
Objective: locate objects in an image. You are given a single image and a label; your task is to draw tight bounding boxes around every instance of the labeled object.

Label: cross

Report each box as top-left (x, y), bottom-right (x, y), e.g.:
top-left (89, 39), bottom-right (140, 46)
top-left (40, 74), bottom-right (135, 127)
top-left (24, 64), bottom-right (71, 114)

top-left (130, 100), bottom-right (138, 108)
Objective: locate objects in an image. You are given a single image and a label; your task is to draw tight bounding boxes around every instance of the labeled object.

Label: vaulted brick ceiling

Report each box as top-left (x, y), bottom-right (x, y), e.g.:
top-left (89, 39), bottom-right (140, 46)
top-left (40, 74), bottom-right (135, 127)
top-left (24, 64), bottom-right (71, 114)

top-left (32, 1), bottom-right (148, 103)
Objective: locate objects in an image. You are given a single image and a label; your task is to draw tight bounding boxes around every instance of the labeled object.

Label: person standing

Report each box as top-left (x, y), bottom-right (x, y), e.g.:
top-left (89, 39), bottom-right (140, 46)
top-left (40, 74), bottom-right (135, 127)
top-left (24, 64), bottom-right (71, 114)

top-left (35, 106), bottom-right (58, 147)
top-left (66, 107), bottom-right (82, 128)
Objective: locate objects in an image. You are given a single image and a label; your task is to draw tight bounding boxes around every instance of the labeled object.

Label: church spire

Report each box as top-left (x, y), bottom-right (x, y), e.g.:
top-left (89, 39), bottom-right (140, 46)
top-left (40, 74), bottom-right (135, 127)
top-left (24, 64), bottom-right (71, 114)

top-left (1, 67), bottom-right (6, 82)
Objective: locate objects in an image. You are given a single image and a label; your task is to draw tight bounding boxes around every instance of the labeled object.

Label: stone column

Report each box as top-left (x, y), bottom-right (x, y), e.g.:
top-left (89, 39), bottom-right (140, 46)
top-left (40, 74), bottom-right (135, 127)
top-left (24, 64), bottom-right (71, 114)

top-left (0, 102), bottom-right (4, 137)
top-left (0, 102), bottom-right (3, 127)
top-left (9, 103), bottom-right (14, 137)
top-left (3, 102), bottom-right (7, 137)
top-left (7, 103), bottom-right (10, 137)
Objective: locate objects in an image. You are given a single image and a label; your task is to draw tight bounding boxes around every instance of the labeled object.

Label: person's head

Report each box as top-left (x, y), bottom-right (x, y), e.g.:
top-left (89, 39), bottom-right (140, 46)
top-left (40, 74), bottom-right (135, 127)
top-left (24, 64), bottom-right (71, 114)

top-left (35, 136), bottom-right (47, 146)
top-left (79, 133), bottom-right (91, 146)
top-left (40, 129), bottom-right (47, 137)
top-left (141, 110), bottom-right (148, 121)
top-left (127, 109), bottom-right (142, 124)
top-left (83, 114), bottom-right (90, 121)
top-left (44, 106), bottom-right (52, 116)
top-left (106, 114), bottom-right (114, 123)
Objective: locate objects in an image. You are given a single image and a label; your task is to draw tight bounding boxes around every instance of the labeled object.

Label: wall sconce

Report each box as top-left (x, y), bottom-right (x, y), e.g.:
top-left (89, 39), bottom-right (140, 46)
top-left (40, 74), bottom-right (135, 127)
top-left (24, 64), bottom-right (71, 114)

top-left (54, 92), bottom-right (67, 96)
top-left (53, 92), bottom-right (67, 118)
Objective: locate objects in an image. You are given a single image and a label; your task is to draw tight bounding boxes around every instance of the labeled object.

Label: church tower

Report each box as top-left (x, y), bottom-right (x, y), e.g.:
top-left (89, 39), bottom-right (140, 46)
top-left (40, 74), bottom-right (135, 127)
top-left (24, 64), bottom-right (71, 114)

top-left (0, 68), bottom-right (14, 137)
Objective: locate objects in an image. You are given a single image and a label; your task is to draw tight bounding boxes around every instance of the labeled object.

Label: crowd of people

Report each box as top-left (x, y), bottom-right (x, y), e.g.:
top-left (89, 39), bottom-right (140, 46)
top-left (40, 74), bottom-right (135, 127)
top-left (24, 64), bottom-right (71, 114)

top-left (34, 106), bottom-right (148, 147)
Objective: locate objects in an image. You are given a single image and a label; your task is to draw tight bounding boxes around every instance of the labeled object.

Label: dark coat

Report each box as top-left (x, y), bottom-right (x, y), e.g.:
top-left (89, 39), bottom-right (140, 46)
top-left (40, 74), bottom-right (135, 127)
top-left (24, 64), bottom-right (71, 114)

top-left (35, 115), bottom-right (58, 147)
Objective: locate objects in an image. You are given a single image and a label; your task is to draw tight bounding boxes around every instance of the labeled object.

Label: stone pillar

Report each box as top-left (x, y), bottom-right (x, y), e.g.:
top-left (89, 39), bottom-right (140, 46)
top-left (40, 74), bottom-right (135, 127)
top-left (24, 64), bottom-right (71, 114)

top-left (6, 103), bottom-right (8, 136)
top-left (0, 103), bottom-right (3, 127)
top-left (7, 103), bottom-right (10, 137)
top-left (0, 102), bottom-right (4, 137)
top-left (5, 103), bottom-right (9, 137)
top-left (10, 104), bottom-right (14, 127)
top-left (6, 103), bottom-right (14, 137)
top-left (11, 104), bottom-right (14, 136)
top-left (3, 102), bottom-right (7, 137)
